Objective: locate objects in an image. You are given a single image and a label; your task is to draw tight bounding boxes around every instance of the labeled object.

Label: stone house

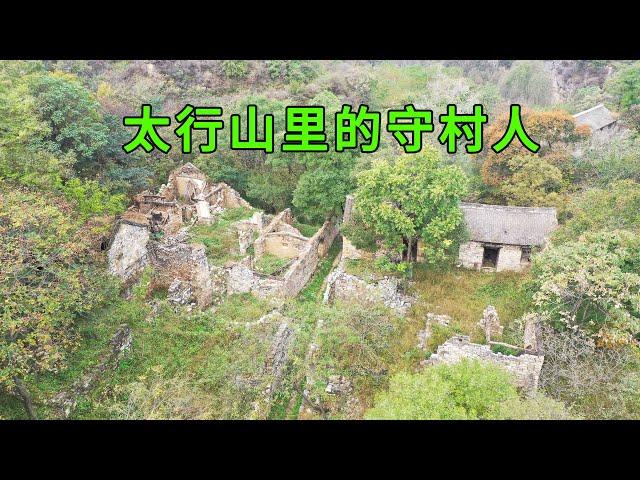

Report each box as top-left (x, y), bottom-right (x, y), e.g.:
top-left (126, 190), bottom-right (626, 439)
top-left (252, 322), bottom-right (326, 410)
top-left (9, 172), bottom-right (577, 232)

top-left (458, 203), bottom-right (558, 272)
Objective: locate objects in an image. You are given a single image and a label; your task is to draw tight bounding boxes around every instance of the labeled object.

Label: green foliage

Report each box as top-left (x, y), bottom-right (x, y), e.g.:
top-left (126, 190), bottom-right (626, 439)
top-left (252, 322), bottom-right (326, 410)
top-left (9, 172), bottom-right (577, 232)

top-left (500, 61), bottom-right (554, 106)
top-left (365, 360), bottom-right (519, 419)
top-left (355, 148), bottom-right (468, 262)
top-left (340, 211), bottom-right (378, 252)
top-left (27, 71), bottom-right (110, 171)
top-left (253, 253), bottom-right (290, 276)
top-left (221, 60), bottom-right (249, 79)
top-left (291, 221), bottom-right (319, 238)
top-left (0, 187), bottom-right (116, 399)
top-left (605, 62), bottom-right (640, 110)
top-left (60, 178), bottom-right (126, 217)
top-left (292, 164), bottom-right (355, 224)
top-left (265, 60), bottom-right (320, 84)
top-left (532, 229), bottom-right (640, 346)
top-left (499, 155), bottom-right (568, 207)
top-left (554, 180), bottom-right (640, 243)
top-left (245, 166), bottom-right (299, 213)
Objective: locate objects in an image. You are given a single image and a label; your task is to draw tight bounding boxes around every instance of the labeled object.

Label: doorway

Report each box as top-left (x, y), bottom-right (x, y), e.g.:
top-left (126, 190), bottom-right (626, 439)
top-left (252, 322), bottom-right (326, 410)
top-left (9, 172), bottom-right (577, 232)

top-left (482, 246), bottom-right (500, 268)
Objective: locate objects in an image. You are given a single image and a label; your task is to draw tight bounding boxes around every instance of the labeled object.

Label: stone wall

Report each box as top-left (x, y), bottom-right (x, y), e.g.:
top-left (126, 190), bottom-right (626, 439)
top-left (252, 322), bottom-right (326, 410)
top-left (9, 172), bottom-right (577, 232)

top-left (459, 241), bottom-right (525, 272)
top-left (428, 335), bottom-right (544, 393)
top-left (496, 244), bottom-right (523, 272)
top-left (149, 235), bottom-right (213, 307)
top-left (262, 233), bottom-right (309, 259)
top-left (226, 262), bottom-right (285, 298)
top-left (458, 241), bottom-right (484, 270)
top-left (281, 219), bottom-right (339, 297)
top-left (108, 221), bottom-right (150, 282)
top-left (254, 209), bottom-right (298, 259)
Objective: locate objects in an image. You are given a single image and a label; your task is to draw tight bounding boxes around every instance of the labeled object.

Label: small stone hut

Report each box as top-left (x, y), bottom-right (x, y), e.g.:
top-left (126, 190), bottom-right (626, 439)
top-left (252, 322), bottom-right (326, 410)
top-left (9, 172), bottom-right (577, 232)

top-left (573, 104), bottom-right (617, 132)
top-left (458, 203), bottom-right (558, 272)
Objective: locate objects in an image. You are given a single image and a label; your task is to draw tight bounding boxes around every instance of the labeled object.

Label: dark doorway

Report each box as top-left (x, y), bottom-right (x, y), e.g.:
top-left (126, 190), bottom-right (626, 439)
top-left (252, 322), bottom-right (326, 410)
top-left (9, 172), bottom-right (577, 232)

top-left (482, 246), bottom-right (500, 268)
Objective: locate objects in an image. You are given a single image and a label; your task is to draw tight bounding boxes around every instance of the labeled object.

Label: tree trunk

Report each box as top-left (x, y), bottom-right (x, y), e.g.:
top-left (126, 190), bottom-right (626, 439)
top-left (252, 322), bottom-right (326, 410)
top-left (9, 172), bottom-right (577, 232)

top-left (405, 237), bottom-right (414, 263)
top-left (13, 377), bottom-right (37, 420)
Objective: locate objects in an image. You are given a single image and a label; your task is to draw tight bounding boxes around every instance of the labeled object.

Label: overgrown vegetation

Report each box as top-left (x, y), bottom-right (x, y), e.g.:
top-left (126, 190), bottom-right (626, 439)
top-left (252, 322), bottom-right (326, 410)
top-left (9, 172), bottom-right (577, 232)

top-left (2, 59), bottom-right (640, 420)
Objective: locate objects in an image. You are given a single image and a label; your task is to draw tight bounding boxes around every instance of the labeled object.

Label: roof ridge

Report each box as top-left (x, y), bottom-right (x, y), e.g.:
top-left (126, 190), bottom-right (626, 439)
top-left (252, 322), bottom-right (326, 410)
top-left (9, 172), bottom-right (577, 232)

top-left (572, 103), bottom-right (606, 117)
top-left (460, 202), bottom-right (557, 213)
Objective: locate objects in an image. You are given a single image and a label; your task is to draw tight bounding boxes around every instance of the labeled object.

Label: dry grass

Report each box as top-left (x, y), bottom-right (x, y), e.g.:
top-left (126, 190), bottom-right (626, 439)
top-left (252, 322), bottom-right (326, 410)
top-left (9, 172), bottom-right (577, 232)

top-left (408, 265), bottom-right (533, 343)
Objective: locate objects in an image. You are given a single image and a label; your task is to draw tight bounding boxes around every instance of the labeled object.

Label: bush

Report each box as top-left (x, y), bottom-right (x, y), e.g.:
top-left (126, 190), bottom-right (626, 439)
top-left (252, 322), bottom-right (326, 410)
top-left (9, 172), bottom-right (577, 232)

top-left (605, 62), bottom-right (640, 110)
top-left (366, 360), bottom-right (570, 419)
top-left (539, 325), bottom-right (640, 419)
top-left (500, 61), bottom-right (554, 106)
top-left (221, 60), bottom-right (249, 79)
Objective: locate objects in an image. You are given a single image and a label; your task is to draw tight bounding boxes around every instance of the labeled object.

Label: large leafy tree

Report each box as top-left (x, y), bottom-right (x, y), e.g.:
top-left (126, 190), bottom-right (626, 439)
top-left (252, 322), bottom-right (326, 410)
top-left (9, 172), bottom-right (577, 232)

top-left (481, 109), bottom-right (586, 190)
top-left (499, 154), bottom-right (567, 208)
top-left (27, 71), bottom-right (110, 173)
top-left (354, 147), bottom-right (467, 263)
top-left (605, 62), bottom-right (640, 110)
top-left (532, 229), bottom-right (640, 347)
top-left (0, 187), bottom-right (115, 418)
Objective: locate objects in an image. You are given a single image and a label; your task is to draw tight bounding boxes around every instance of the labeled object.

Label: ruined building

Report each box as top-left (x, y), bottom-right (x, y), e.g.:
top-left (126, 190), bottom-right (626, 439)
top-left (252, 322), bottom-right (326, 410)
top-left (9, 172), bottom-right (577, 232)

top-left (107, 163), bottom-right (338, 307)
top-left (458, 203), bottom-right (558, 272)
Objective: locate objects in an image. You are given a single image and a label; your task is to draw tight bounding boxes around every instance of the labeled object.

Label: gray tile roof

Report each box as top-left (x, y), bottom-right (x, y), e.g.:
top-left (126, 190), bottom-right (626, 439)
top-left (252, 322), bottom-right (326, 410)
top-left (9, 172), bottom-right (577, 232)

top-left (461, 203), bottom-right (558, 246)
top-left (573, 104), bottom-right (617, 131)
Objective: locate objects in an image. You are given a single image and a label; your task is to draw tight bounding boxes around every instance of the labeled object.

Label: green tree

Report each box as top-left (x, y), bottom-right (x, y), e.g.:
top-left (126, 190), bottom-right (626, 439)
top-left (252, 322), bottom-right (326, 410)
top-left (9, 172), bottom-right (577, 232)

top-left (499, 155), bottom-right (567, 207)
top-left (500, 61), bottom-right (554, 107)
top-left (292, 164), bottom-right (355, 224)
top-left (0, 187), bottom-right (115, 418)
top-left (354, 147), bottom-right (467, 263)
top-left (221, 60), bottom-right (249, 79)
top-left (605, 62), bottom-right (640, 110)
top-left (0, 61), bottom-right (52, 183)
top-left (27, 71), bottom-right (110, 172)
top-left (532, 229), bottom-right (640, 347)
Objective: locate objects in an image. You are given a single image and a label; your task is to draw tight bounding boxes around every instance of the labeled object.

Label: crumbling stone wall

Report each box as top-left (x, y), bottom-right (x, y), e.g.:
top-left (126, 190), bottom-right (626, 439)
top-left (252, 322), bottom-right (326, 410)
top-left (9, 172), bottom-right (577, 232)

top-left (253, 209), bottom-right (305, 259)
top-left (108, 221), bottom-right (150, 282)
top-left (428, 335), bottom-right (544, 393)
top-left (50, 324), bottom-right (132, 418)
top-left (149, 233), bottom-right (213, 307)
top-left (262, 233), bottom-right (309, 259)
top-left (226, 262), bottom-right (285, 298)
top-left (281, 219), bottom-right (339, 297)
top-left (323, 268), bottom-right (413, 315)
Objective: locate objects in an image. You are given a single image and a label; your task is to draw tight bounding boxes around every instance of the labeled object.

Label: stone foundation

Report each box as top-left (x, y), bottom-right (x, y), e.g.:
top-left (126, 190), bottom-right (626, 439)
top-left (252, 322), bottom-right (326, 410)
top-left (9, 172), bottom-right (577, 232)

top-left (323, 268), bottom-right (413, 315)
